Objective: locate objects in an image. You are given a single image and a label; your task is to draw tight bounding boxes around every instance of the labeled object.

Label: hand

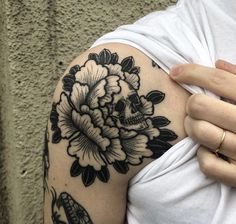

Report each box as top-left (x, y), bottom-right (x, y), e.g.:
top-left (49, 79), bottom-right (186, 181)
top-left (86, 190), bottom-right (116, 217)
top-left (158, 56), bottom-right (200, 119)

top-left (169, 60), bottom-right (236, 187)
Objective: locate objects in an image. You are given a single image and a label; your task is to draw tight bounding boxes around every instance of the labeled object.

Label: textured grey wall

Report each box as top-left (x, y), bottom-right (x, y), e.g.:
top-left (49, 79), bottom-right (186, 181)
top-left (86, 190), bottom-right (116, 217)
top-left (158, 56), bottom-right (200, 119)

top-left (0, 0), bottom-right (176, 223)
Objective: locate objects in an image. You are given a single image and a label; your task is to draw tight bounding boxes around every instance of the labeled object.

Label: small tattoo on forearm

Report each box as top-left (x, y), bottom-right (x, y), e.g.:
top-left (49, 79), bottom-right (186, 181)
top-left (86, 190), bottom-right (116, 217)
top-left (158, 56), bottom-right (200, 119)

top-left (51, 188), bottom-right (93, 224)
top-left (50, 49), bottom-right (177, 186)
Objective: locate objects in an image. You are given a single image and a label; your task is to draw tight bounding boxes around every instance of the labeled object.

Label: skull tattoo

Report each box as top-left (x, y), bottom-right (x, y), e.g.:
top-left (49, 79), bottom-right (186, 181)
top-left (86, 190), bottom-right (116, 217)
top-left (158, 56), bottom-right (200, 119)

top-left (111, 80), bottom-right (148, 130)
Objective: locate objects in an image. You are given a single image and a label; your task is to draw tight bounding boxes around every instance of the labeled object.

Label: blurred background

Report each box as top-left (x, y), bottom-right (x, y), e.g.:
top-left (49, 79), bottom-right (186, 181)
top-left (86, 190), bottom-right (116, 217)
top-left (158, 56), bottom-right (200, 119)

top-left (0, 0), bottom-right (176, 223)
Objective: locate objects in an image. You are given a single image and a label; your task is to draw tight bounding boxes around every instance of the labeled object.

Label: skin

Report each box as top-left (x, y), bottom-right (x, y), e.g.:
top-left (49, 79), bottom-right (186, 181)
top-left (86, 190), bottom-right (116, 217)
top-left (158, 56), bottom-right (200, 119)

top-left (44, 43), bottom-right (189, 224)
top-left (169, 60), bottom-right (236, 187)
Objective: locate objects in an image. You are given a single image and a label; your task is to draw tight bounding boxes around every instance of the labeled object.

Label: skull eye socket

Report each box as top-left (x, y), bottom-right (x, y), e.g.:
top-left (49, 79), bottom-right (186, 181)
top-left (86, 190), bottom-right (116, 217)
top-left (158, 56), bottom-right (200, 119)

top-left (115, 100), bottom-right (126, 112)
top-left (129, 94), bottom-right (140, 105)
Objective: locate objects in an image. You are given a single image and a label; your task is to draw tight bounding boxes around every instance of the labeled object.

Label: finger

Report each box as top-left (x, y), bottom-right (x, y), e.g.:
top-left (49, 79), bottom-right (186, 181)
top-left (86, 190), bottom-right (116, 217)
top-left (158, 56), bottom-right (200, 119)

top-left (170, 64), bottom-right (236, 101)
top-left (185, 116), bottom-right (236, 160)
top-left (215, 60), bottom-right (236, 105)
top-left (197, 146), bottom-right (236, 187)
top-left (186, 94), bottom-right (236, 133)
top-left (215, 60), bottom-right (236, 75)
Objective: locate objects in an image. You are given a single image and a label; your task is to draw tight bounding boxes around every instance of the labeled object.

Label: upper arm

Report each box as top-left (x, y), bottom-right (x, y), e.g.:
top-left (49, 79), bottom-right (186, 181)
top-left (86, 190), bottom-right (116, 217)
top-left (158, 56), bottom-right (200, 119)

top-left (43, 43), bottom-right (190, 224)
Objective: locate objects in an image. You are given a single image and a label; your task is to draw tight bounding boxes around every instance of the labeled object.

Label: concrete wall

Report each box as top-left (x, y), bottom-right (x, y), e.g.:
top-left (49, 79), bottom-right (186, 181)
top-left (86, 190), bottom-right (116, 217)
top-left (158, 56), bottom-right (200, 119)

top-left (0, 0), bottom-right (176, 223)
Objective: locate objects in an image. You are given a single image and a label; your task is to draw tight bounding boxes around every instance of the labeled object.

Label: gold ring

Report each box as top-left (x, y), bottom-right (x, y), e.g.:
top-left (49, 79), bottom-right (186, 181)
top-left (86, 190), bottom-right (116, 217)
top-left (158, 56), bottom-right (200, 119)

top-left (215, 130), bottom-right (226, 156)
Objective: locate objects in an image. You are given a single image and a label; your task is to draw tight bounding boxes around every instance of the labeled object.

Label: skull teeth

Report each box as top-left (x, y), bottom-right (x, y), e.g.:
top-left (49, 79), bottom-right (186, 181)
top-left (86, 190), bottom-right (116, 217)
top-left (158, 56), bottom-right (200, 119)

top-left (121, 114), bottom-right (145, 126)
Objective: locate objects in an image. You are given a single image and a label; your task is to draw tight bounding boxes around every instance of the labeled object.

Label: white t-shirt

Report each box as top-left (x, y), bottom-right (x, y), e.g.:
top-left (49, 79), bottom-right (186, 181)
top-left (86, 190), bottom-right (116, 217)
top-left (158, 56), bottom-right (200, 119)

top-left (92, 0), bottom-right (236, 223)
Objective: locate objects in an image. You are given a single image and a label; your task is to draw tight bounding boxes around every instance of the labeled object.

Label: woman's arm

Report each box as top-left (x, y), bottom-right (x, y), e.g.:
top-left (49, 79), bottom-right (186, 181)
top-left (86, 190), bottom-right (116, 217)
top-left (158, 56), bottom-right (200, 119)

top-left (170, 60), bottom-right (236, 187)
top-left (43, 43), bottom-right (190, 224)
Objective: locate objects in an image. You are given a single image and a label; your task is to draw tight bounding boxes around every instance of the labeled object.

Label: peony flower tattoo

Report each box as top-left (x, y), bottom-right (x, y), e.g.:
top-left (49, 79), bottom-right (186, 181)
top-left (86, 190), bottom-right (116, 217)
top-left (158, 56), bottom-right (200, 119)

top-left (50, 49), bottom-right (177, 187)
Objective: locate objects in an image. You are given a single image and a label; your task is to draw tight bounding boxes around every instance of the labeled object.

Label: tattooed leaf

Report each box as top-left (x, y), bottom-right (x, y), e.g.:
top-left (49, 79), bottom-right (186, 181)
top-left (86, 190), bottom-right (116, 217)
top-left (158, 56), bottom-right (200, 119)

top-left (149, 138), bottom-right (172, 149)
top-left (52, 128), bottom-right (62, 144)
top-left (99, 49), bottom-right (111, 65)
top-left (70, 160), bottom-right (83, 177)
top-left (146, 90), bottom-right (165, 104)
top-left (50, 103), bottom-right (62, 143)
top-left (113, 160), bottom-right (129, 174)
top-left (157, 129), bottom-right (178, 141)
top-left (43, 126), bottom-right (49, 192)
top-left (147, 138), bottom-right (172, 157)
top-left (62, 74), bottom-right (75, 92)
top-left (82, 166), bottom-right (96, 187)
top-left (69, 64), bottom-right (80, 75)
top-left (88, 53), bottom-right (100, 64)
top-left (50, 103), bottom-right (59, 131)
top-left (56, 219), bottom-right (66, 224)
top-left (96, 166), bottom-right (110, 183)
top-left (121, 56), bottom-right (134, 72)
top-left (152, 116), bottom-right (170, 127)
top-left (110, 53), bottom-right (118, 65)
top-left (152, 60), bottom-right (161, 69)
top-left (130, 66), bottom-right (140, 75)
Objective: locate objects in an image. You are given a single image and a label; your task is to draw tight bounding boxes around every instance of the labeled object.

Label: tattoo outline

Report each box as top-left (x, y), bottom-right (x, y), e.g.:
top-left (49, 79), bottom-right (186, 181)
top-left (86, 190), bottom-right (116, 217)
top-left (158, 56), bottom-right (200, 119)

top-left (51, 188), bottom-right (93, 224)
top-left (152, 60), bottom-right (161, 69)
top-left (43, 125), bottom-right (50, 192)
top-left (50, 49), bottom-right (177, 186)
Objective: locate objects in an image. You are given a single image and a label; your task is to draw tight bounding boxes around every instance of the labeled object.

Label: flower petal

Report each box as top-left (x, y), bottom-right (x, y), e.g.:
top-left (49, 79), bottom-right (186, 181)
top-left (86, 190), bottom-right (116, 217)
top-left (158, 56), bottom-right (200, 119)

top-left (141, 119), bottom-right (160, 140)
top-left (68, 134), bottom-right (106, 170)
top-left (72, 110), bottom-right (110, 151)
top-left (70, 82), bottom-right (89, 112)
top-left (102, 126), bottom-right (119, 139)
top-left (75, 60), bottom-right (108, 88)
top-left (80, 105), bottom-right (102, 126)
top-left (140, 96), bottom-right (154, 115)
top-left (124, 72), bottom-right (140, 90)
top-left (120, 128), bottom-right (138, 139)
top-left (81, 105), bottom-right (119, 138)
top-left (99, 75), bottom-right (121, 106)
top-left (106, 64), bottom-right (124, 78)
top-left (104, 139), bottom-right (126, 164)
top-left (122, 135), bottom-right (153, 164)
top-left (105, 116), bottom-right (115, 126)
top-left (101, 107), bottom-right (109, 119)
top-left (57, 93), bottom-right (78, 139)
top-left (87, 79), bottom-right (106, 108)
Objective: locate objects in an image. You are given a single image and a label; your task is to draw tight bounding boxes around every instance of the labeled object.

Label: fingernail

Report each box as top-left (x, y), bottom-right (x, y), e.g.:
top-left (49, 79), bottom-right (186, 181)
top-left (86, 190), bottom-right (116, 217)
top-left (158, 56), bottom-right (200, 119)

top-left (224, 61), bottom-right (235, 67)
top-left (170, 65), bottom-right (182, 77)
top-left (217, 59), bottom-right (234, 68)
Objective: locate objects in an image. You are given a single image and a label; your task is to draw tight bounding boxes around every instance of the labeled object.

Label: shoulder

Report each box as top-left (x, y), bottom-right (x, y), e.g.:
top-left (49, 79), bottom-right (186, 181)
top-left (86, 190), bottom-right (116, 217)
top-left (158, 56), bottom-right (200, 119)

top-left (51, 42), bottom-right (190, 184)
top-left (44, 42), bottom-right (189, 223)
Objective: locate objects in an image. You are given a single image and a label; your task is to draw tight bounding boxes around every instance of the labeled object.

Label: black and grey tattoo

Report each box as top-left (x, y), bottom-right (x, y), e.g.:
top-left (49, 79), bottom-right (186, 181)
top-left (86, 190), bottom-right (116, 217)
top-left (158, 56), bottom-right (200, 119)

top-left (50, 49), bottom-right (177, 186)
top-left (51, 188), bottom-right (93, 224)
top-left (152, 60), bottom-right (161, 69)
top-left (43, 125), bottom-right (50, 192)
